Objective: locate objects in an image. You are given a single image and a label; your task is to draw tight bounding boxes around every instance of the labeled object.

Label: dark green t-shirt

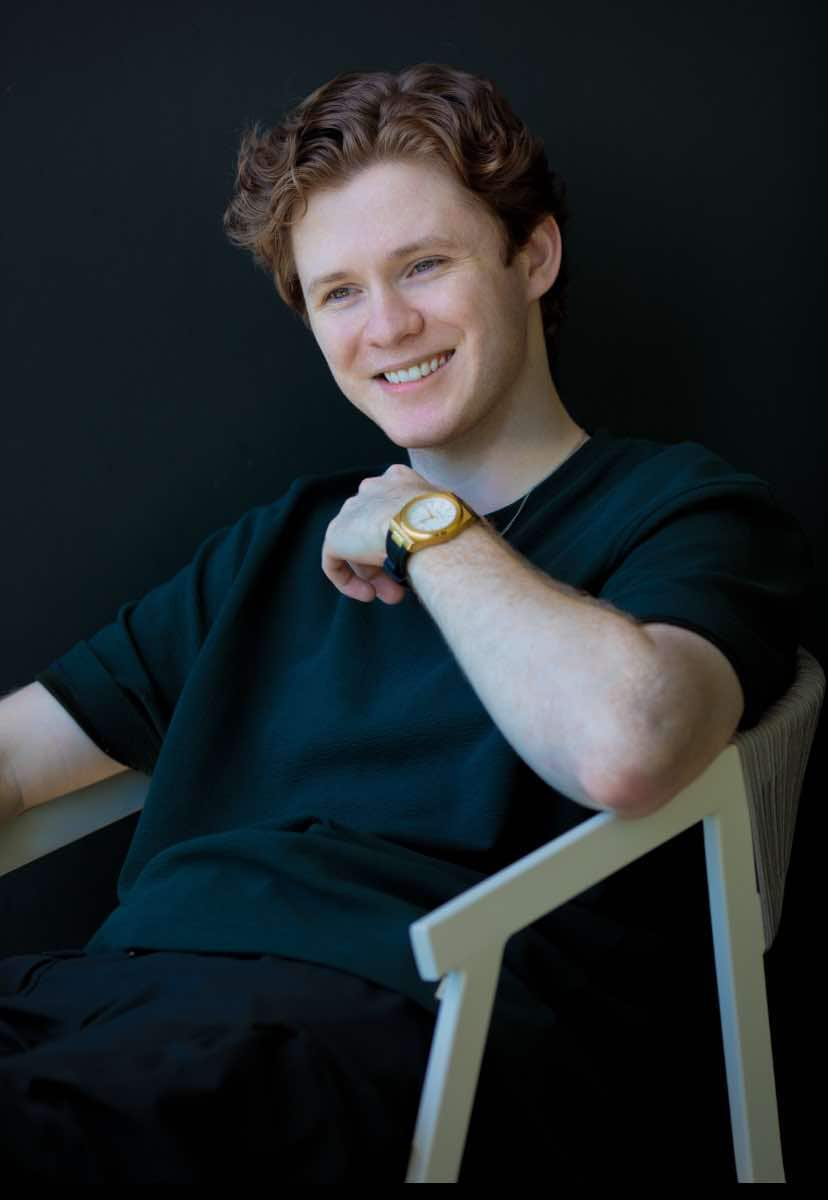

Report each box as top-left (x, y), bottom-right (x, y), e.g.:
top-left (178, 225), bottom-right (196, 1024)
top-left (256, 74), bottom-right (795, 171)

top-left (35, 427), bottom-right (813, 1022)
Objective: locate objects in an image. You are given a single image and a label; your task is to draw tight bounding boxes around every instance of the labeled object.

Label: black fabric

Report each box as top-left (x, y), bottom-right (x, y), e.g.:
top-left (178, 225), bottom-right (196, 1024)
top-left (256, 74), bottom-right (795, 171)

top-left (0, 947), bottom-right (735, 1182)
top-left (24, 425), bottom-right (812, 1177)
top-left (0, 949), bottom-right (433, 1182)
top-left (31, 428), bottom-right (812, 995)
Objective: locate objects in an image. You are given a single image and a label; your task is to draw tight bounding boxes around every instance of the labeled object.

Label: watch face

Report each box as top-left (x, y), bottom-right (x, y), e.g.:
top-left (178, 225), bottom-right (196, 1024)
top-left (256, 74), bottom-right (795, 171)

top-left (406, 494), bottom-right (459, 533)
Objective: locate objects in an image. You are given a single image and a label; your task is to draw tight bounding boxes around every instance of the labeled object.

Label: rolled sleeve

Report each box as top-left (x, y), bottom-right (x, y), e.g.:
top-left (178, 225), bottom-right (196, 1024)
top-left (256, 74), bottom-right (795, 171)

top-left (598, 482), bottom-right (814, 730)
top-left (34, 493), bottom-right (295, 773)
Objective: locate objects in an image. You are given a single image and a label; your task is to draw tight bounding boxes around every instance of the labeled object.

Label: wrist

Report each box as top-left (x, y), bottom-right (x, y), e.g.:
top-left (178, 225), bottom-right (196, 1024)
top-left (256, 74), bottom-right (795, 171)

top-left (405, 518), bottom-right (496, 588)
top-left (383, 491), bottom-right (480, 588)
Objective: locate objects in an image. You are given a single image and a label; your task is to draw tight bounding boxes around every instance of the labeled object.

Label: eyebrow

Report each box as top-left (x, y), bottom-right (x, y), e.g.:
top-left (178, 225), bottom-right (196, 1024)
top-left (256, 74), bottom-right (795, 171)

top-left (306, 236), bottom-right (461, 298)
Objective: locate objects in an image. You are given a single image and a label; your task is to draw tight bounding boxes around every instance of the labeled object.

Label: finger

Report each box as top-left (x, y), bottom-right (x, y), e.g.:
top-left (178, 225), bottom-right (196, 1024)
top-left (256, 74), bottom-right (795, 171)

top-left (322, 550), bottom-right (376, 602)
top-left (370, 571), bottom-right (408, 604)
top-left (348, 561), bottom-right (390, 601)
top-left (354, 563), bottom-right (407, 605)
top-left (348, 561), bottom-right (375, 580)
top-left (348, 563), bottom-right (406, 604)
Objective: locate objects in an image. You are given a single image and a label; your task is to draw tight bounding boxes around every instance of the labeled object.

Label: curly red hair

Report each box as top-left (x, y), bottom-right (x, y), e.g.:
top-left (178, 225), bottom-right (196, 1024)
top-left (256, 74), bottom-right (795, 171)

top-left (223, 62), bottom-right (569, 363)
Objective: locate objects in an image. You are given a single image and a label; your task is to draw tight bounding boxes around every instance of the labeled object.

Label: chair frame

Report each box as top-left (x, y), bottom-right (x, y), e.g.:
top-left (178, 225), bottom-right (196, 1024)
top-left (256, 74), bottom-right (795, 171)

top-left (0, 646), bottom-right (823, 1183)
top-left (405, 645), bottom-right (824, 1182)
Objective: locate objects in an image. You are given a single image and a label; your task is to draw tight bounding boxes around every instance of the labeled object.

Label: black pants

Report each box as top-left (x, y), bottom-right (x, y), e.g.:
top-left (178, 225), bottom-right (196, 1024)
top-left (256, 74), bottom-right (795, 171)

top-left (0, 947), bottom-right (736, 1182)
top-left (0, 949), bottom-right (440, 1183)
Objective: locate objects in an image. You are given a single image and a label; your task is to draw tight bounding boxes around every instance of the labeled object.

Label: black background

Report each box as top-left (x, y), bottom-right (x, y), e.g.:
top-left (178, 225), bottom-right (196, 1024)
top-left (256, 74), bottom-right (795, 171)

top-left (1, 0), bottom-right (824, 1181)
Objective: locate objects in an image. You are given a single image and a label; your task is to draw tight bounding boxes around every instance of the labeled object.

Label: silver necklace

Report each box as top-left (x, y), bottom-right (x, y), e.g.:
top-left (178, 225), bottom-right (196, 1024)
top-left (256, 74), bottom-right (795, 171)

top-left (498, 429), bottom-right (590, 538)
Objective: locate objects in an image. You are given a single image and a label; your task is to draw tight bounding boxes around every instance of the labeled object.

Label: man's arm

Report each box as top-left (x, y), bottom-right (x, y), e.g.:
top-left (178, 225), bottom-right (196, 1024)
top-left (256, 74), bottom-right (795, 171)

top-left (0, 682), bottom-right (129, 825)
top-left (406, 520), bottom-right (744, 819)
top-left (321, 463), bottom-right (746, 819)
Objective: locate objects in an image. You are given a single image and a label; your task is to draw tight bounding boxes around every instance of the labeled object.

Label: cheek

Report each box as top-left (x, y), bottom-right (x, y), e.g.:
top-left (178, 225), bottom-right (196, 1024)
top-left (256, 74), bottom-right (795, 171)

top-left (313, 328), bottom-right (354, 371)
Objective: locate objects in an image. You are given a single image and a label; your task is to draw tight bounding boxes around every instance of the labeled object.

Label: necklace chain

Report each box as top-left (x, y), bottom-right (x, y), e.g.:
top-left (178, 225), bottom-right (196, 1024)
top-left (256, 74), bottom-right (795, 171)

top-left (498, 489), bottom-right (532, 537)
top-left (497, 429), bottom-right (590, 538)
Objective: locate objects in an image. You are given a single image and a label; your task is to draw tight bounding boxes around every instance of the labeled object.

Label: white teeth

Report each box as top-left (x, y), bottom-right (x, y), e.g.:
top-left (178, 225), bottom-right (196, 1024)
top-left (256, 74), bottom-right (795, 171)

top-left (384, 349), bottom-right (453, 384)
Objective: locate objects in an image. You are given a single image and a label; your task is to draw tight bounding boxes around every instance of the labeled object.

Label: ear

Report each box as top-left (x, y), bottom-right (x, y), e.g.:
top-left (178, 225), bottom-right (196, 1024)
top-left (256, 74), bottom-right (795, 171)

top-left (520, 214), bottom-right (562, 303)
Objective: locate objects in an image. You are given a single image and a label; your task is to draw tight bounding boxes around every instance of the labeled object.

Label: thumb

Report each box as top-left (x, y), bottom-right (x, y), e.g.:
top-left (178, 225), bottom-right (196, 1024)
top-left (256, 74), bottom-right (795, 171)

top-left (358, 563), bottom-right (407, 605)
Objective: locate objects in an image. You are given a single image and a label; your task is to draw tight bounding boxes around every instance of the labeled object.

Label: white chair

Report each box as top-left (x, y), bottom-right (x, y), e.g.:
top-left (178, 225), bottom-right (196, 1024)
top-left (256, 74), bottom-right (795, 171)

top-left (405, 644), bottom-right (825, 1182)
top-left (0, 646), bottom-right (823, 1183)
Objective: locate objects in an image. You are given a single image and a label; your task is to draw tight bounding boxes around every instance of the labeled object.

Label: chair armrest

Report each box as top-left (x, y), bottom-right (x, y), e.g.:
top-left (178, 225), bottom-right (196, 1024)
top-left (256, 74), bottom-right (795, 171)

top-left (409, 743), bottom-right (743, 981)
top-left (0, 770), bottom-right (149, 879)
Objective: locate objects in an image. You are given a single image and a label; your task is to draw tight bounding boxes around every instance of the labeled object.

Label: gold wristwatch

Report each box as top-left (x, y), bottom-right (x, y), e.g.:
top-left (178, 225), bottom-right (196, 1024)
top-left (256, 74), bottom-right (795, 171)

top-left (383, 492), bottom-right (479, 586)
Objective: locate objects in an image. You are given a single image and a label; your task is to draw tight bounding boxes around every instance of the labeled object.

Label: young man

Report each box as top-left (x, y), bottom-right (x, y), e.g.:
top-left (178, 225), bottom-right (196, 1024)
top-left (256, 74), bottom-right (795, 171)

top-left (0, 63), bottom-right (812, 1181)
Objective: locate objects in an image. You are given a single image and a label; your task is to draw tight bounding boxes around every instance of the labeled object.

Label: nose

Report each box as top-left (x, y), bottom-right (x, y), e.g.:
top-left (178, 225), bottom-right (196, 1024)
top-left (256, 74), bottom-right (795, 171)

top-left (364, 284), bottom-right (424, 346)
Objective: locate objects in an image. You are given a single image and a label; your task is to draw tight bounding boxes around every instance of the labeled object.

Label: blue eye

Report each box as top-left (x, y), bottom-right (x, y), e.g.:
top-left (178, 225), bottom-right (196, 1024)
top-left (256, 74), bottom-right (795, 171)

top-left (322, 258), bottom-right (444, 305)
top-left (323, 285), bottom-right (352, 304)
top-left (411, 257), bottom-right (442, 274)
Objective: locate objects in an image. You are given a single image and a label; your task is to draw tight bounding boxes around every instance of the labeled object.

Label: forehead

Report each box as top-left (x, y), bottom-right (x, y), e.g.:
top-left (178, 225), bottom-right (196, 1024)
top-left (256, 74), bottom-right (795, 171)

top-left (291, 159), bottom-right (499, 294)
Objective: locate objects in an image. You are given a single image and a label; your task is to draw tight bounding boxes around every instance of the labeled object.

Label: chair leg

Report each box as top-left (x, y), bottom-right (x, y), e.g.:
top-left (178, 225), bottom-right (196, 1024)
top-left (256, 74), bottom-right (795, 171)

top-left (703, 791), bottom-right (786, 1182)
top-left (405, 945), bottom-right (503, 1183)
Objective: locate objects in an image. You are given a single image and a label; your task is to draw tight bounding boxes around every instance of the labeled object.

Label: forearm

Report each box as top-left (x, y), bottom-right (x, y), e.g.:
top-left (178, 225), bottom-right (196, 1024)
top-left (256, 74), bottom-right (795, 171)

top-left (406, 520), bottom-right (665, 814)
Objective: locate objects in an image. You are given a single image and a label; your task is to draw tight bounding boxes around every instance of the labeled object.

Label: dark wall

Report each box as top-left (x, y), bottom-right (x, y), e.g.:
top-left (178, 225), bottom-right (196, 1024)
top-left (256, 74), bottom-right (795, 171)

top-left (1, 0), bottom-right (824, 1181)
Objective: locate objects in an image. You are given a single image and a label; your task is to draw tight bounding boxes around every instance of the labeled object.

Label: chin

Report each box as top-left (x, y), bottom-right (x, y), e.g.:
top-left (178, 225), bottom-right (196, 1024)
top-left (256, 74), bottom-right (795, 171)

top-left (360, 393), bottom-right (475, 450)
top-left (376, 417), bottom-right (460, 450)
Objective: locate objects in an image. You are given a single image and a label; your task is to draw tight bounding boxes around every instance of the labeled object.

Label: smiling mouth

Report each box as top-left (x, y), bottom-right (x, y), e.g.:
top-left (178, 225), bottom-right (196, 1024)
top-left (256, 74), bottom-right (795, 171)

top-left (374, 349), bottom-right (456, 385)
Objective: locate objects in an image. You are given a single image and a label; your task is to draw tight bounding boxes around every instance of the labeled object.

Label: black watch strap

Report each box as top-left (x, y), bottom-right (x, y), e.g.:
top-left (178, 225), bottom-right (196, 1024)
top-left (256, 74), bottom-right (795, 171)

top-left (383, 529), bottom-right (410, 587)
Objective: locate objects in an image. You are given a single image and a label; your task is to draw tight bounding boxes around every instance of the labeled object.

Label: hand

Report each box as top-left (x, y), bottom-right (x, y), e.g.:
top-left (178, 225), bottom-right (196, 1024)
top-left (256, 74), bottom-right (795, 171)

top-left (322, 463), bottom-right (436, 604)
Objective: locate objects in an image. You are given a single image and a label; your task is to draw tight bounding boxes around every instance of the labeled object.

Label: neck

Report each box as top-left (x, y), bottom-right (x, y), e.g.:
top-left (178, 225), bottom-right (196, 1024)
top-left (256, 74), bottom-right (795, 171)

top-left (407, 372), bottom-right (587, 517)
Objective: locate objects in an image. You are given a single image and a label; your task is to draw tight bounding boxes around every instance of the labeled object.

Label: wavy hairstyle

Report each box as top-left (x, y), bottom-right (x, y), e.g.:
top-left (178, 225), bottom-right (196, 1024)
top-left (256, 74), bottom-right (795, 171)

top-left (223, 62), bottom-right (570, 363)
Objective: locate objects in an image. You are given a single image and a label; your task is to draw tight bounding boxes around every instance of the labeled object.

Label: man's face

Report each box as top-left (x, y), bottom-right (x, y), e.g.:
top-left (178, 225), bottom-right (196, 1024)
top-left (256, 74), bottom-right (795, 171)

top-left (291, 159), bottom-right (540, 451)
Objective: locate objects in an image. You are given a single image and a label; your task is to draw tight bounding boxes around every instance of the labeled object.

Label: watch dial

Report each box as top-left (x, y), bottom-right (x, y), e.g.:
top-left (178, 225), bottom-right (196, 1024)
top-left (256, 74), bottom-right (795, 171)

top-left (407, 495), bottom-right (459, 532)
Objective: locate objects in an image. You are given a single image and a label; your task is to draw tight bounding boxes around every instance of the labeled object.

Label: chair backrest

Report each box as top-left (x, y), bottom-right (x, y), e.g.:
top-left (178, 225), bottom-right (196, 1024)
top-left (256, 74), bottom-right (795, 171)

top-left (732, 644), bottom-right (825, 951)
